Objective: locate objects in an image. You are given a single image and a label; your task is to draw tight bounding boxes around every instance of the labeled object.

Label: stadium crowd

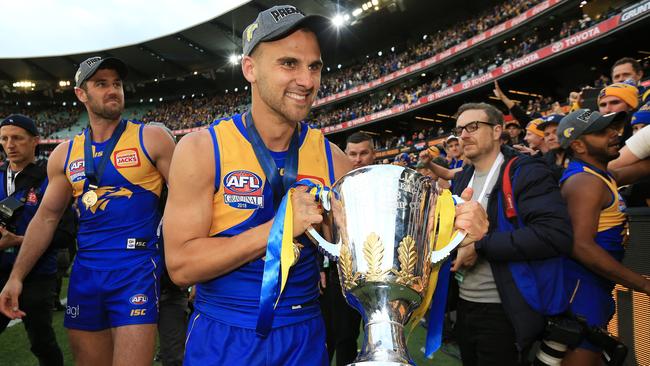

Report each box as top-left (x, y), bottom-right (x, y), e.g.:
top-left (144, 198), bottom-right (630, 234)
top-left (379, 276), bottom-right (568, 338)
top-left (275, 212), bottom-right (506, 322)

top-left (317, 0), bottom-right (543, 98)
top-left (309, 11), bottom-right (625, 129)
top-left (1, 2), bottom-right (650, 366)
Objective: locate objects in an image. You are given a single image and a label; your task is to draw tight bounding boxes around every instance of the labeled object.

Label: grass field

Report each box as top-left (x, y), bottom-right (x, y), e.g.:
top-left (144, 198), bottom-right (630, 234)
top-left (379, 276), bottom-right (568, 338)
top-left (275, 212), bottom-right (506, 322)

top-left (0, 277), bottom-right (461, 365)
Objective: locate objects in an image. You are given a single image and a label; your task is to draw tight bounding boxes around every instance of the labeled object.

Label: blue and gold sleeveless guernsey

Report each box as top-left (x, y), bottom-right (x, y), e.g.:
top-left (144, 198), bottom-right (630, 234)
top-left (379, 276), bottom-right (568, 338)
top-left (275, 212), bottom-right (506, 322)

top-left (185, 114), bottom-right (334, 365)
top-left (560, 159), bottom-right (627, 351)
top-left (63, 120), bottom-right (163, 330)
top-left (194, 114), bottom-right (335, 328)
top-left (64, 120), bottom-right (163, 267)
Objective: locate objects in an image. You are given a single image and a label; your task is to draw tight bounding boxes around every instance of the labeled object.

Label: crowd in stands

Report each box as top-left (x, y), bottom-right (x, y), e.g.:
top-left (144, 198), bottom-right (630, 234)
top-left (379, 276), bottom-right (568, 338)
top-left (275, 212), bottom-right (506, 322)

top-left (308, 10), bottom-right (618, 129)
top-left (317, 0), bottom-right (541, 98)
top-left (0, 105), bottom-right (81, 139)
top-left (139, 92), bottom-right (250, 130)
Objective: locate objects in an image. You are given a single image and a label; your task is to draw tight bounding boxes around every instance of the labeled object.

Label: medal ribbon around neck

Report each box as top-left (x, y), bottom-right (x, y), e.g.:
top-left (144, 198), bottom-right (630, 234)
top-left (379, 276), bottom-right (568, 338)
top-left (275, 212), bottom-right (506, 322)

top-left (256, 178), bottom-right (328, 337)
top-left (82, 120), bottom-right (126, 209)
top-left (245, 112), bottom-right (299, 211)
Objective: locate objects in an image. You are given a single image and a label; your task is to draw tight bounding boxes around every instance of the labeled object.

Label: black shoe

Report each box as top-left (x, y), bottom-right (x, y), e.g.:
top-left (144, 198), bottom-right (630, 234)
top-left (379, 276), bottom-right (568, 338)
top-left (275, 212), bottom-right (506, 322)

top-left (53, 302), bottom-right (65, 311)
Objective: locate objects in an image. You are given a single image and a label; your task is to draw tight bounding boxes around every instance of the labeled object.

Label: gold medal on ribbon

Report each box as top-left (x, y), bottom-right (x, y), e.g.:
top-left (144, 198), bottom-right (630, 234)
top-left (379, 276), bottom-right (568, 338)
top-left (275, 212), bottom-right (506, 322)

top-left (82, 190), bottom-right (98, 209)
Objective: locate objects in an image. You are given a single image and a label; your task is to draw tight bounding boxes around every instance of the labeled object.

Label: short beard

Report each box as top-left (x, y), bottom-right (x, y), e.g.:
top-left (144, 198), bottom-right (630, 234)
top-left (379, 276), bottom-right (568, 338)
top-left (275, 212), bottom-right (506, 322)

top-left (584, 140), bottom-right (619, 165)
top-left (88, 95), bottom-right (123, 120)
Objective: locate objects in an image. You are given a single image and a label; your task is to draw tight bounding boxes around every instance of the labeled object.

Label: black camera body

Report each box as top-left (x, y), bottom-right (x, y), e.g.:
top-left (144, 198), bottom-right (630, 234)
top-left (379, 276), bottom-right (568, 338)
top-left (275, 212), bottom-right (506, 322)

top-left (535, 315), bottom-right (628, 366)
top-left (0, 195), bottom-right (24, 233)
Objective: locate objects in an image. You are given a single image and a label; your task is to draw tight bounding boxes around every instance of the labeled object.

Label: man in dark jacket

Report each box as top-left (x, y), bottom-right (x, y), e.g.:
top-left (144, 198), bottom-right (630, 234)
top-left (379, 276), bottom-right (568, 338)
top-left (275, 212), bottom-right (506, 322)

top-left (0, 114), bottom-right (75, 366)
top-left (449, 103), bottom-right (573, 365)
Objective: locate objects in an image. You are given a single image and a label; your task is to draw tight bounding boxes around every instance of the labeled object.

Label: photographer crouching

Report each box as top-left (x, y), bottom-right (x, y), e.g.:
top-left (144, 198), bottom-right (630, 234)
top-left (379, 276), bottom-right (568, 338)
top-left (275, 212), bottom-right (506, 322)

top-left (0, 114), bottom-right (75, 366)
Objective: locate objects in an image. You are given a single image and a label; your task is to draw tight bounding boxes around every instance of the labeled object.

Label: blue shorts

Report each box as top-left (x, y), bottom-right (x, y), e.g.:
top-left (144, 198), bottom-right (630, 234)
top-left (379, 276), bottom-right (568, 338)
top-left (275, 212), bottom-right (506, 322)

top-left (567, 276), bottom-right (615, 352)
top-left (184, 312), bottom-right (328, 366)
top-left (64, 255), bottom-right (161, 331)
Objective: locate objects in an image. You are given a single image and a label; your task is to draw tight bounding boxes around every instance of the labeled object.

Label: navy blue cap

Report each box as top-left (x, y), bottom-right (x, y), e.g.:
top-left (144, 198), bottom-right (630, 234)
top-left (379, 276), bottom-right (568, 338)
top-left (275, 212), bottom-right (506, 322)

top-left (537, 114), bottom-right (565, 130)
top-left (1, 114), bottom-right (39, 136)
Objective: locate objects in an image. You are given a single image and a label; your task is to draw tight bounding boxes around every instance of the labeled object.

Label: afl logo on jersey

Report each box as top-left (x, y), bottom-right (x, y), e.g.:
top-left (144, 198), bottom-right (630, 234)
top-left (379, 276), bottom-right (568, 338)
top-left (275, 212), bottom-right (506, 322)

top-left (223, 170), bottom-right (264, 209)
top-left (129, 294), bottom-right (148, 305)
top-left (68, 159), bottom-right (86, 182)
top-left (114, 148), bottom-right (141, 168)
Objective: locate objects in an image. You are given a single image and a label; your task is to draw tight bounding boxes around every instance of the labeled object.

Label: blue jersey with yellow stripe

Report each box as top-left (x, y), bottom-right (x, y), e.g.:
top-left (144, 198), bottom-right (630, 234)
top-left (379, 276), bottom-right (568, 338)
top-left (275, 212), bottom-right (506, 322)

top-left (64, 120), bottom-right (164, 268)
top-left (560, 159), bottom-right (628, 343)
top-left (560, 159), bottom-right (627, 259)
top-left (195, 114), bottom-right (335, 329)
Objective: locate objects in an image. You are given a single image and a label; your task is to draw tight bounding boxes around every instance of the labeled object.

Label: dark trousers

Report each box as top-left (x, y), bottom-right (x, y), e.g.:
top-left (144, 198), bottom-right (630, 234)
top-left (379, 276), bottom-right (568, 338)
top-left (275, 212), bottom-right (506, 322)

top-left (0, 273), bottom-right (64, 366)
top-left (157, 271), bottom-right (189, 366)
top-left (456, 298), bottom-right (527, 366)
top-left (53, 250), bottom-right (70, 307)
top-left (320, 267), bottom-right (361, 365)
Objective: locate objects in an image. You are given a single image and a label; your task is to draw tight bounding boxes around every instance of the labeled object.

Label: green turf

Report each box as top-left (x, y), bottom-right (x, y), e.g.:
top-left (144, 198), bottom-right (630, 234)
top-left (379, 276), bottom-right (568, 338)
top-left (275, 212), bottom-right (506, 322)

top-left (0, 277), bottom-right (73, 365)
top-left (0, 276), bottom-right (461, 366)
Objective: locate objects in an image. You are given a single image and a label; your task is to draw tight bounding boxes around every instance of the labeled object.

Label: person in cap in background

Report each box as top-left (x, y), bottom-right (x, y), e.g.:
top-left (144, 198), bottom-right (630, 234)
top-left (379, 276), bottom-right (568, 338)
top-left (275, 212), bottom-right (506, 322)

top-left (558, 109), bottom-right (650, 365)
top-left (394, 152), bottom-right (411, 167)
top-left (598, 82), bottom-right (639, 141)
top-left (446, 135), bottom-right (464, 169)
top-left (345, 131), bottom-right (375, 170)
top-left (630, 102), bottom-right (650, 135)
top-left (536, 114), bottom-right (567, 181)
top-left (0, 57), bottom-right (175, 365)
top-left (514, 118), bottom-right (547, 155)
top-left (0, 115), bottom-right (75, 366)
top-left (163, 6), bottom-right (352, 365)
top-left (504, 120), bottom-right (524, 146)
top-left (598, 82), bottom-right (639, 115)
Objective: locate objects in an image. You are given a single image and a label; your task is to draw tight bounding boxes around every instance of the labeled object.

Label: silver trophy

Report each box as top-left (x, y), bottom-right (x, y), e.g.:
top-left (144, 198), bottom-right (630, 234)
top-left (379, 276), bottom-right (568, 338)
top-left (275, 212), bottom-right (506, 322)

top-left (308, 164), bottom-right (465, 366)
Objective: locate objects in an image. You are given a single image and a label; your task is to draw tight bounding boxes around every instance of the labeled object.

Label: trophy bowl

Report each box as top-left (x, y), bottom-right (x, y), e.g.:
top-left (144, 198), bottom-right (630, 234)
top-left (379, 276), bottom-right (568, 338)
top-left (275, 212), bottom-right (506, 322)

top-left (308, 164), bottom-right (463, 366)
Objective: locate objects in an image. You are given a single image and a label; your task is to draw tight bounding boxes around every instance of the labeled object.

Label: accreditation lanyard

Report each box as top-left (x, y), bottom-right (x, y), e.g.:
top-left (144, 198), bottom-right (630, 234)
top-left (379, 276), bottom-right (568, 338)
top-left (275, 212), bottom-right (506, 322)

top-left (244, 112), bottom-right (300, 211)
top-left (83, 121), bottom-right (126, 191)
top-left (467, 153), bottom-right (504, 207)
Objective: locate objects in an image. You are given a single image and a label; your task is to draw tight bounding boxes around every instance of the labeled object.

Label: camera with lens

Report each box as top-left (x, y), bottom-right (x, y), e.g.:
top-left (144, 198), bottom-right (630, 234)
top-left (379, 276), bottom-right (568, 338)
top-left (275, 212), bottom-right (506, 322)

top-left (534, 315), bottom-right (627, 366)
top-left (0, 195), bottom-right (24, 234)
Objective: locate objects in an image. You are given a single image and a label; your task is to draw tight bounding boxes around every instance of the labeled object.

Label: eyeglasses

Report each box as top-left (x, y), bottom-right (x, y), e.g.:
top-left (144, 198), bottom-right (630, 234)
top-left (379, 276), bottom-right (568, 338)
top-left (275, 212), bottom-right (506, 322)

top-left (451, 121), bottom-right (495, 136)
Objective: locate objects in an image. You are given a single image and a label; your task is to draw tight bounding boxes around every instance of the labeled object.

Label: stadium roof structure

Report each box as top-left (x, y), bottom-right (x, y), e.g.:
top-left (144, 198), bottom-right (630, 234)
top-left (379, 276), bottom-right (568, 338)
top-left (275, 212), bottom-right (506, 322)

top-left (0, 0), bottom-right (502, 99)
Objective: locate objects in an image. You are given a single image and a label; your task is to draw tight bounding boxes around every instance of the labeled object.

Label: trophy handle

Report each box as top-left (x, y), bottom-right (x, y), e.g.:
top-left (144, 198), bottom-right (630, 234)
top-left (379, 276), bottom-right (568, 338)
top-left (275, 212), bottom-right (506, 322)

top-left (430, 195), bottom-right (467, 264)
top-left (306, 187), bottom-right (340, 259)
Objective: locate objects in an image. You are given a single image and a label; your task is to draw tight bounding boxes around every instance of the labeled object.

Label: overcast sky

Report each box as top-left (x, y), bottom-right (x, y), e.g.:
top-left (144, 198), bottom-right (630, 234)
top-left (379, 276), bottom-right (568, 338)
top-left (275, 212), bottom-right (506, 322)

top-left (0, 0), bottom-right (250, 58)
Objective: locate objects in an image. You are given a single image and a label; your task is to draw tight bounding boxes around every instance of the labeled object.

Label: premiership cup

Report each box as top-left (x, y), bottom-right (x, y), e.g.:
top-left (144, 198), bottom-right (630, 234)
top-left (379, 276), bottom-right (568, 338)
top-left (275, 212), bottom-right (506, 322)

top-left (308, 164), bottom-right (464, 366)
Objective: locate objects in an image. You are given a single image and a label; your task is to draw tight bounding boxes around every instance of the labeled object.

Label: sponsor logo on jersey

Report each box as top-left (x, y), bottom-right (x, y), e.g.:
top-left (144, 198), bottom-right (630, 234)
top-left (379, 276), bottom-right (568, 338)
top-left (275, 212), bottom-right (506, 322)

top-left (126, 238), bottom-right (148, 250)
top-left (223, 170), bottom-right (264, 209)
top-left (68, 159), bottom-right (86, 182)
top-left (113, 148), bottom-right (141, 168)
top-left (129, 294), bottom-right (148, 306)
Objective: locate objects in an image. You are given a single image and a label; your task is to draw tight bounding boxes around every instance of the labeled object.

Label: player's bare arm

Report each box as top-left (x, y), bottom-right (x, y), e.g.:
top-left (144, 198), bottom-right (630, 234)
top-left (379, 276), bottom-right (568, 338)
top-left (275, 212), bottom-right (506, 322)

top-left (562, 173), bottom-right (650, 294)
top-left (142, 124), bottom-right (176, 182)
